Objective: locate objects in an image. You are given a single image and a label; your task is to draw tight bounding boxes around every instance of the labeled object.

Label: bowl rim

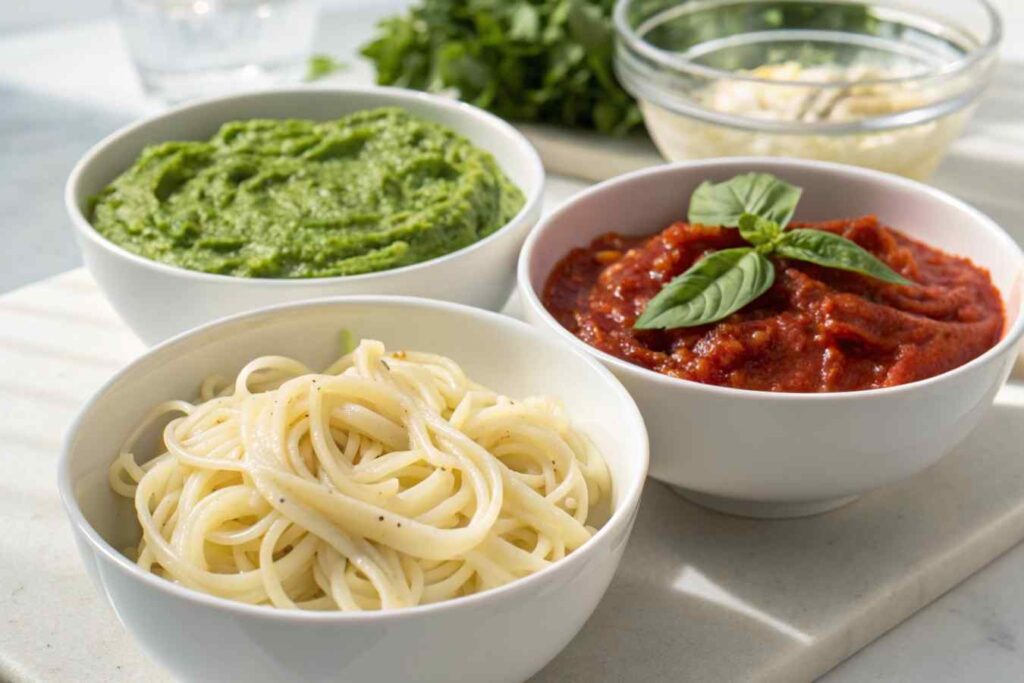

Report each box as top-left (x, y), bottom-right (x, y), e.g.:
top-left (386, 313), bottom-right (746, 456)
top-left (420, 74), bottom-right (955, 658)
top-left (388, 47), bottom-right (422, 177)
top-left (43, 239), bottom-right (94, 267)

top-left (64, 86), bottom-right (545, 286)
top-left (613, 0), bottom-right (1003, 89)
top-left (517, 156), bottom-right (1024, 402)
top-left (57, 295), bottom-right (650, 623)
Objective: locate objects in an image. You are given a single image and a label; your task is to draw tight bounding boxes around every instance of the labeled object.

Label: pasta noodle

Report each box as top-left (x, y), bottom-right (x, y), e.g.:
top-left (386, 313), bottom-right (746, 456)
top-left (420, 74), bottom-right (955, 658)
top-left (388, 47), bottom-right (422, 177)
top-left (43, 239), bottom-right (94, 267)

top-left (109, 339), bottom-right (611, 611)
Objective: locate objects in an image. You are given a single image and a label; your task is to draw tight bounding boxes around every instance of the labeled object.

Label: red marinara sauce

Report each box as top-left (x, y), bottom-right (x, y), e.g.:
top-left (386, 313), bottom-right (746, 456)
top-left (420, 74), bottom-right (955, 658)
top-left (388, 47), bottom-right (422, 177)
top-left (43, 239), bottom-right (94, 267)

top-left (543, 217), bottom-right (1005, 392)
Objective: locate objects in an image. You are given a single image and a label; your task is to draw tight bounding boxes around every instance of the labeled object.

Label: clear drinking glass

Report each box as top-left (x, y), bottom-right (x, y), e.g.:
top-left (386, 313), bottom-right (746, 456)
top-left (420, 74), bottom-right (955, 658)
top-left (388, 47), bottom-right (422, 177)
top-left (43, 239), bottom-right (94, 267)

top-left (115, 0), bottom-right (319, 103)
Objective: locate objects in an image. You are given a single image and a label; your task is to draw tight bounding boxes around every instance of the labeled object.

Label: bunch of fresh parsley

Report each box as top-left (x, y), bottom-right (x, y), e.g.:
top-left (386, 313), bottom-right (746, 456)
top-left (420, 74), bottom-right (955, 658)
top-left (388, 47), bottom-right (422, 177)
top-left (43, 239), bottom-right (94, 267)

top-left (361, 0), bottom-right (642, 135)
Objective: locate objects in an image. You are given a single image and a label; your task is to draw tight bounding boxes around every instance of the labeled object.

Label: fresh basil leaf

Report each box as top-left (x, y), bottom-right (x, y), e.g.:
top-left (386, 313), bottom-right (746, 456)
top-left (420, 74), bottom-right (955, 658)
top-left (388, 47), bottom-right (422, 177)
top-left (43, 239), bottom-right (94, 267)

top-left (634, 248), bottom-right (776, 329)
top-left (738, 213), bottom-right (781, 246)
top-left (775, 229), bottom-right (914, 286)
top-left (689, 173), bottom-right (802, 228)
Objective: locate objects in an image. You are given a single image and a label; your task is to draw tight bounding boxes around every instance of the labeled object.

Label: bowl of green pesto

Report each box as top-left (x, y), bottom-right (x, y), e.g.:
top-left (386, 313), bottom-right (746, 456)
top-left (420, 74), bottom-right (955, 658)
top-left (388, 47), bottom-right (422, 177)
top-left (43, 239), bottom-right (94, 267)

top-left (67, 87), bottom-right (544, 343)
top-left (91, 107), bottom-right (525, 278)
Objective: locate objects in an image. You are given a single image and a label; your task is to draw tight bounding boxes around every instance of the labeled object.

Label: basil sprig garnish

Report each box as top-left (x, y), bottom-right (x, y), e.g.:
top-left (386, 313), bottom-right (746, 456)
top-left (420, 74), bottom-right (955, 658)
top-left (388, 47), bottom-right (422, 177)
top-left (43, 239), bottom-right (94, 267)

top-left (634, 173), bottom-right (914, 331)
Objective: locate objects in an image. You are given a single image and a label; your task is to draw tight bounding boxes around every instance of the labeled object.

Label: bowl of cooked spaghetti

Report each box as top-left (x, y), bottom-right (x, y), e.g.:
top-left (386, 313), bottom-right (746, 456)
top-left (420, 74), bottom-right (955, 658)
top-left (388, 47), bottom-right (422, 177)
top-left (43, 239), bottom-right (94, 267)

top-left (58, 296), bottom-right (648, 683)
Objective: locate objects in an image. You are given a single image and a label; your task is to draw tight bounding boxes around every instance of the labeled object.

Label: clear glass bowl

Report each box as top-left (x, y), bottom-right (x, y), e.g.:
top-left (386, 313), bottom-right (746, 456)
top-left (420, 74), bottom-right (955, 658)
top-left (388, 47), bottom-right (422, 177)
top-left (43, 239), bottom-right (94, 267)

top-left (613, 0), bottom-right (1001, 179)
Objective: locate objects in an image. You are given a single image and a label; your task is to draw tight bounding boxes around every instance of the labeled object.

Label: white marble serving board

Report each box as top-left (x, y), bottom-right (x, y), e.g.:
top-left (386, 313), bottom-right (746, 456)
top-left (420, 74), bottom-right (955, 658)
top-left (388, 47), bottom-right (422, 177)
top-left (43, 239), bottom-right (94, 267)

top-left (1, 268), bottom-right (1023, 683)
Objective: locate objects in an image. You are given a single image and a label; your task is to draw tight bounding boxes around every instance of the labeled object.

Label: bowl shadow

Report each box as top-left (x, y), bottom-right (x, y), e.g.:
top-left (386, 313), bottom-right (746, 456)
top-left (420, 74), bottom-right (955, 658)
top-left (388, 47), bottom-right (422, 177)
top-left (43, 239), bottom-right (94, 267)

top-left (531, 392), bottom-right (1024, 683)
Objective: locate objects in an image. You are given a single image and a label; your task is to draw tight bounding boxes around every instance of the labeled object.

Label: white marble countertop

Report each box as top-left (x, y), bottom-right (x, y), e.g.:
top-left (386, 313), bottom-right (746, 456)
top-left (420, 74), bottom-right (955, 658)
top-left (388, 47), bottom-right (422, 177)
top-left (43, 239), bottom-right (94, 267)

top-left (2, 2), bottom-right (1024, 681)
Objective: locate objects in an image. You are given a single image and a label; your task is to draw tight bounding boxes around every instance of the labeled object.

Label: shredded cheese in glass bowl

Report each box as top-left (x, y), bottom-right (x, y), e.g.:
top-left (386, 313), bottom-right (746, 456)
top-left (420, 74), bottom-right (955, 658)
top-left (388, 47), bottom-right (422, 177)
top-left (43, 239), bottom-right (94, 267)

top-left (613, 0), bottom-right (1001, 179)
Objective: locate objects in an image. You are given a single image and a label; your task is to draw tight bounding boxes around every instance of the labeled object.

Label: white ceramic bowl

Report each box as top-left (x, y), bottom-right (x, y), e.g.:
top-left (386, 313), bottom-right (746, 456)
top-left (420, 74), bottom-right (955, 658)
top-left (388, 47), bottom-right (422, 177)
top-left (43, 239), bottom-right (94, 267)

top-left (518, 158), bottom-right (1024, 518)
top-left (59, 296), bottom-right (648, 683)
top-left (65, 87), bottom-right (544, 345)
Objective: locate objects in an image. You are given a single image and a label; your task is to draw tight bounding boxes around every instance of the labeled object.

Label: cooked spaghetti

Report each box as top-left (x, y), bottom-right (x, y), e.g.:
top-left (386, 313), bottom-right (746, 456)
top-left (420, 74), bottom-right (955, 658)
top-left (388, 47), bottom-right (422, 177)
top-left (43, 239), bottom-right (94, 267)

top-left (109, 339), bottom-right (611, 611)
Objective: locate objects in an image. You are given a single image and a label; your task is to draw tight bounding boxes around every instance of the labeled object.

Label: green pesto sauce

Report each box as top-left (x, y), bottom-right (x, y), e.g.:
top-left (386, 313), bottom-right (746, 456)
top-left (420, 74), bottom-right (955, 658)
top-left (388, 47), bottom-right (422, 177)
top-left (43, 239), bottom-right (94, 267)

top-left (89, 108), bottom-right (525, 278)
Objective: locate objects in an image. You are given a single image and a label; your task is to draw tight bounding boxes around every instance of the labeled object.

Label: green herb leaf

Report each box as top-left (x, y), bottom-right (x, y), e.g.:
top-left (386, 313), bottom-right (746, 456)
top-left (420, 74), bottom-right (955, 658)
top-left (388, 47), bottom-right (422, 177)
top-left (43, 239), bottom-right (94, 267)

top-left (509, 3), bottom-right (541, 41)
top-left (738, 213), bottom-right (782, 246)
top-left (775, 229), bottom-right (914, 286)
top-left (566, 1), bottom-right (613, 57)
top-left (689, 173), bottom-right (802, 228)
top-left (305, 54), bottom-right (347, 82)
top-left (634, 248), bottom-right (776, 329)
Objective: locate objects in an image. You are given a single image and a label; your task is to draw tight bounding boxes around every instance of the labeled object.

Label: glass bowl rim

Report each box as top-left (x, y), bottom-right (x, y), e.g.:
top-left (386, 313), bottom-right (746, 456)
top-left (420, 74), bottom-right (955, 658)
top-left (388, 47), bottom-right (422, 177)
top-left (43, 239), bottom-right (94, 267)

top-left (612, 0), bottom-right (1003, 90)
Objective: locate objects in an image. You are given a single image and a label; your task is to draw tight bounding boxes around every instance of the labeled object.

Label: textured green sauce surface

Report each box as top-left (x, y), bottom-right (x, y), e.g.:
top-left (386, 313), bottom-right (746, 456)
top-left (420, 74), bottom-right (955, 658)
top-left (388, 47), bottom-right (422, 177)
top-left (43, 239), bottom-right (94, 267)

top-left (90, 108), bottom-right (525, 278)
